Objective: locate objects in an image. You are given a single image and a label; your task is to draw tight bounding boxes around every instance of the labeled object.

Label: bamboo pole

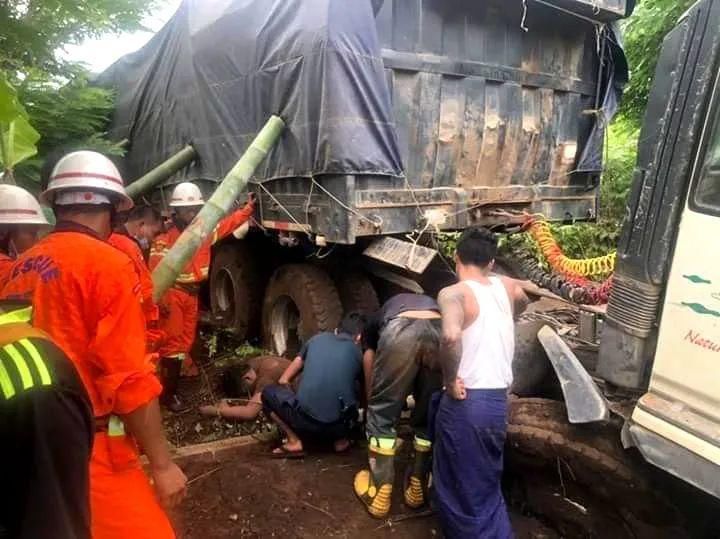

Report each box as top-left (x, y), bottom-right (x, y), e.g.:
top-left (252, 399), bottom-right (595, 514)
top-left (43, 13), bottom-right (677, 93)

top-left (152, 116), bottom-right (285, 301)
top-left (125, 145), bottom-right (197, 199)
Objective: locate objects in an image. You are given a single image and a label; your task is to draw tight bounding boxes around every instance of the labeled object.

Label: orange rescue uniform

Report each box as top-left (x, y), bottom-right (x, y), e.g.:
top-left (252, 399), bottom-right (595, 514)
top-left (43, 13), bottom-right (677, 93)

top-left (149, 203), bottom-right (254, 362)
top-left (0, 251), bottom-right (13, 284)
top-left (108, 231), bottom-right (164, 354)
top-left (1, 224), bottom-right (175, 539)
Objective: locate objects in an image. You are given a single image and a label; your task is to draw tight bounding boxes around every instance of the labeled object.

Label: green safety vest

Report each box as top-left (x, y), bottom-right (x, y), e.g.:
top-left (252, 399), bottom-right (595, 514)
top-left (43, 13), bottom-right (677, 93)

top-left (0, 306), bottom-right (55, 400)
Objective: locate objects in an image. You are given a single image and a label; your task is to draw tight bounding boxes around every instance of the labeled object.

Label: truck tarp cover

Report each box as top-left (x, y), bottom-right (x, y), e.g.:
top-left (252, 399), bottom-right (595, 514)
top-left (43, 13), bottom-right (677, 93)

top-left (99, 0), bottom-right (403, 184)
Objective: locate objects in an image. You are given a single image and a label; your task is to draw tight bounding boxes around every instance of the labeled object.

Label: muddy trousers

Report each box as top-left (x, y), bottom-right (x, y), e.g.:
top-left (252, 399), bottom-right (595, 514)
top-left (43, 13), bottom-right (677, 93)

top-left (90, 432), bottom-right (175, 539)
top-left (356, 318), bottom-right (442, 517)
top-left (159, 357), bottom-right (182, 405)
top-left (432, 389), bottom-right (512, 539)
top-left (366, 317), bottom-right (443, 442)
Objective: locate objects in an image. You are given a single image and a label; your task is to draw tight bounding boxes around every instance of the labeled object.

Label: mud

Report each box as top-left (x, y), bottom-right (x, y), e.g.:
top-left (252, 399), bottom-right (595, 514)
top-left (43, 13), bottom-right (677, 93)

top-left (173, 443), bottom-right (558, 539)
top-left (169, 325), bottom-right (714, 537)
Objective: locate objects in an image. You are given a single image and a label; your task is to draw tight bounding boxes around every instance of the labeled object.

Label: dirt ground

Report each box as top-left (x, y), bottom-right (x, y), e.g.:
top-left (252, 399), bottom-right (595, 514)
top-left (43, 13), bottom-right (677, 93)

top-left (165, 320), bottom-right (717, 538)
top-left (163, 328), bottom-right (275, 447)
top-left (164, 330), bottom-right (557, 538)
top-left (173, 442), bottom-right (558, 539)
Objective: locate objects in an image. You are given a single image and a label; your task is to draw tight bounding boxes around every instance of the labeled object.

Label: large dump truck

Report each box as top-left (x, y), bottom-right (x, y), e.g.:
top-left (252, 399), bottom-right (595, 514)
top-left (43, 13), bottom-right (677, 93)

top-left (102, 1), bottom-right (720, 533)
top-left (100, 0), bottom-right (630, 349)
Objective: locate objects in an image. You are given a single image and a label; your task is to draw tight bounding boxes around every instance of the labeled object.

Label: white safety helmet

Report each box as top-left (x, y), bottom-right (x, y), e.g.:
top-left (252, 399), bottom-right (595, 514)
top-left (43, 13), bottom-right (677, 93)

top-left (169, 182), bottom-right (205, 207)
top-left (0, 185), bottom-right (50, 226)
top-left (41, 150), bottom-right (134, 212)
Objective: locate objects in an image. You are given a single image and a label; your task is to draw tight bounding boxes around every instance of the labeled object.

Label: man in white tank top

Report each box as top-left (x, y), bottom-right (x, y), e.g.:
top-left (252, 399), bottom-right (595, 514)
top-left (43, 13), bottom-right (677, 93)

top-left (434, 227), bottom-right (528, 539)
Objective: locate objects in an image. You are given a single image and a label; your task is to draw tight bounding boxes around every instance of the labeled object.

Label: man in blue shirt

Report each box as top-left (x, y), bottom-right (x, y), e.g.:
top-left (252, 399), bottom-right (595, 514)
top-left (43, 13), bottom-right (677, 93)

top-left (261, 312), bottom-right (365, 457)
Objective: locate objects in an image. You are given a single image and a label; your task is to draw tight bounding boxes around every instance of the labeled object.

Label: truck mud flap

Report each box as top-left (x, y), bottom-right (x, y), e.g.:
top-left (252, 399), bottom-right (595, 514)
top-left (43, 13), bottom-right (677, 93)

top-left (537, 325), bottom-right (609, 423)
top-left (362, 236), bottom-right (437, 274)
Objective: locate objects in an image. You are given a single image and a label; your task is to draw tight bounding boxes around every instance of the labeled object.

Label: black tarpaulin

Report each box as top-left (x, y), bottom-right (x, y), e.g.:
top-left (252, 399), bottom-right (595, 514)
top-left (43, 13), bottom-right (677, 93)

top-left (577, 23), bottom-right (629, 173)
top-left (98, 0), bottom-right (404, 186)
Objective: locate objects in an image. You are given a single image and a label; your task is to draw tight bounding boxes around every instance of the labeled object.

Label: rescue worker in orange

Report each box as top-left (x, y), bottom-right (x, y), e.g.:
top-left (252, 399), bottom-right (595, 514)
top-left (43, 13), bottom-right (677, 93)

top-left (1, 151), bottom-right (187, 539)
top-left (149, 181), bottom-right (255, 411)
top-left (109, 206), bottom-right (165, 354)
top-left (0, 185), bottom-right (51, 283)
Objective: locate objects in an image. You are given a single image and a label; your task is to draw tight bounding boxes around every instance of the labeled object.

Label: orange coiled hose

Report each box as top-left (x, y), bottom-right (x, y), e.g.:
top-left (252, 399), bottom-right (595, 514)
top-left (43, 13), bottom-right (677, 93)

top-left (525, 219), bottom-right (616, 278)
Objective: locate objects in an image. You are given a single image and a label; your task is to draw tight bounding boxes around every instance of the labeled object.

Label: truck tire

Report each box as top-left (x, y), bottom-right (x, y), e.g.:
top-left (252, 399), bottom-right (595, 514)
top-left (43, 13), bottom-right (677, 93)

top-left (506, 398), bottom-right (686, 538)
top-left (510, 319), bottom-right (553, 397)
top-left (209, 242), bottom-right (263, 340)
top-left (335, 270), bottom-right (380, 315)
top-left (262, 264), bottom-right (342, 356)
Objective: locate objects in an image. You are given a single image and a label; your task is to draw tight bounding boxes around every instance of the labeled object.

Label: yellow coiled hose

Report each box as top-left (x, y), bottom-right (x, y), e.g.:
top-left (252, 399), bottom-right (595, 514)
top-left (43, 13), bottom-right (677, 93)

top-left (526, 219), bottom-right (616, 278)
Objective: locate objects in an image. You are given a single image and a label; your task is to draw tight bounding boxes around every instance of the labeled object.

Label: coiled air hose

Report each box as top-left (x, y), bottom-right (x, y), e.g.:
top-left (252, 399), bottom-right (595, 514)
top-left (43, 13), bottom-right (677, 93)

top-left (525, 218), bottom-right (616, 277)
top-left (517, 217), bottom-right (615, 304)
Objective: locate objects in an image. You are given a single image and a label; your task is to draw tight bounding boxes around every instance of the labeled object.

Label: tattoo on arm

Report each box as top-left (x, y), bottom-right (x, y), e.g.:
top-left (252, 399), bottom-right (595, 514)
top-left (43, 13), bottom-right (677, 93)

top-left (438, 286), bottom-right (465, 387)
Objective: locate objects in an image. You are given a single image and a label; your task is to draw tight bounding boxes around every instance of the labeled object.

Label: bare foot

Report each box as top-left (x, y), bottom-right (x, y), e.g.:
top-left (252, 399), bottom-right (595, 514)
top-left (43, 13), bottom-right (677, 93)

top-left (333, 439), bottom-right (350, 453)
top-left (272, 439), bottom-right (304, 455)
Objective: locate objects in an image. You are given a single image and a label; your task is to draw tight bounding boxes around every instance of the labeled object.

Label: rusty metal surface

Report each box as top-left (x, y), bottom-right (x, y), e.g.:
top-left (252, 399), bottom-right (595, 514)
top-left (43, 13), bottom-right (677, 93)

top-left (256, 0), bottom-right (614, 243)
top-left (363, 236), bottom-right (437, 274)
top-left (637, 393), bottom-right (720, 447)
top-left (376, 0), bottom-right (601, 196)
top-left (540, 0), bottom-right (629, 21)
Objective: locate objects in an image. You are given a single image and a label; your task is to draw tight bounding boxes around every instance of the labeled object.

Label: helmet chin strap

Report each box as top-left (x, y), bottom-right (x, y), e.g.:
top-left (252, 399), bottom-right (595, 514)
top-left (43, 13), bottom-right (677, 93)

top-left (109, 205), bottom-right (122, 230)
top-left (172, 214), bottom-right (187, 231)
top-left (8, 237), bottom-right (18, 258)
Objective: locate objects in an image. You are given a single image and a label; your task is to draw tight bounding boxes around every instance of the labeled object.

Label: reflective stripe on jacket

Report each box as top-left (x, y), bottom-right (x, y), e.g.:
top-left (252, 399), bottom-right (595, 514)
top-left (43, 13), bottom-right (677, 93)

top-left (0, 306), bottom-right (52, 399)
top-left (0, 305), bottom-right (90, 410)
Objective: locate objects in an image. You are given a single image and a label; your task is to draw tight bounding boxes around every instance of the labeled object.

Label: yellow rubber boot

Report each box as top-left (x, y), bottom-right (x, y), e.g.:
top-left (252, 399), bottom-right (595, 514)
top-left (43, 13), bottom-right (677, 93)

top-left (354, 437), bottom-right (396, 519)
top-left (404, 437), bottom-right (432, 509)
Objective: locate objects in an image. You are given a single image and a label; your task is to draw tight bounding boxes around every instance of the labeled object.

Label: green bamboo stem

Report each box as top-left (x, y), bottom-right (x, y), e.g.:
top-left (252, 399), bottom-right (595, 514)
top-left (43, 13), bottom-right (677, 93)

top-left (152, 115), bottom-right (285, 301)
top-left (125, 145), bottom-right (197, 199)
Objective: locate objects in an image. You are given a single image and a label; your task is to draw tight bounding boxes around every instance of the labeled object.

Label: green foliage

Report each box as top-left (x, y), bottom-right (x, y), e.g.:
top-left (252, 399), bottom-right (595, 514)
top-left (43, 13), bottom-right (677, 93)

top-left (587, 0), bottom-right (696, 233)
top-left (600, 120), bottom-right (639, 224)
top-left (546, 223), bottom-right (618, 259)
top-left (436, 231), bottom-right (460, 261)
top-left (498, 221), bottom-right (618, 268)
top-left (0, 73), bottom-right (40, 183)
top-left (0, 1), bottom-right (162, 190)
top-left (0, 0), bottom-right (162, 75)
top-left (620, 0), bottom-right (697, 128)
top-left (568, 0), bottom-right (694, 249)
top-left (14, 71), bottom-right (124, 188)
top-left (440, 221), bottom-right (619, 275)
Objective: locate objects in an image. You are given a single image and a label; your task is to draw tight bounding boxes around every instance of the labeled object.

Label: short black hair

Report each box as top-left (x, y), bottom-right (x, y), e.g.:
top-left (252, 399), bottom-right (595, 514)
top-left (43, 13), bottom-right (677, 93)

top-left (338, 311), bottom-right (366, 337)
top-left (455, 226), bottom-right (498, 267)
top-left (221, 363), bottom-right (255, 397)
